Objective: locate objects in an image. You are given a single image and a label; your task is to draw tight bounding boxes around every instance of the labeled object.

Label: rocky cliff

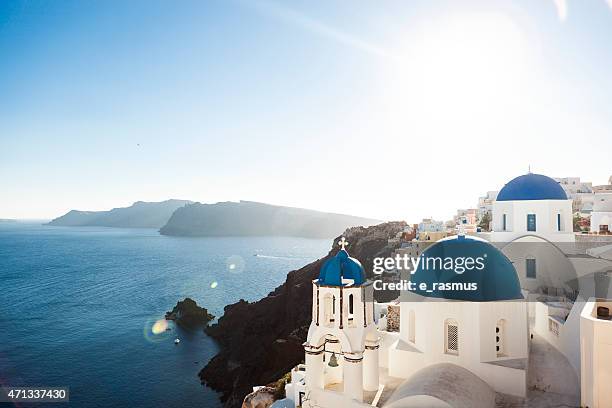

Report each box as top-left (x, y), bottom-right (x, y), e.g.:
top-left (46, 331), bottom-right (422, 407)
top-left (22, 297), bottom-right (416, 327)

top-left (47, 199), bottom-right (192, 228)
top-left (199, 221), bottom-right (405, 407)
top-left (160, 200), bottom-right (380, 238)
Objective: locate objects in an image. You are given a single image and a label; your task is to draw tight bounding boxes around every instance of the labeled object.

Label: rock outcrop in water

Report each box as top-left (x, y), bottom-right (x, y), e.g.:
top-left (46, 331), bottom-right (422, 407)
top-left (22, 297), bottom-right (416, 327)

top-left (165, 298), bottom-right (215, 328)
top-left (47, 199), bottom-right (192, 228)
top-left (159, 200), bottom-right (380, 239)
top-left (199, 221), bottom-right (405, 407)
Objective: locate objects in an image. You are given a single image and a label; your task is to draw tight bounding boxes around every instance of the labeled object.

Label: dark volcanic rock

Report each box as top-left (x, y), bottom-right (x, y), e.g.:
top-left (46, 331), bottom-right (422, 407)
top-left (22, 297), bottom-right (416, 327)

top-left (241, 386), bottom-right (277, 408)
top-left (166, 298), bottom-right (215, 328)
top-left (200, 221), bottom-right (405, 407)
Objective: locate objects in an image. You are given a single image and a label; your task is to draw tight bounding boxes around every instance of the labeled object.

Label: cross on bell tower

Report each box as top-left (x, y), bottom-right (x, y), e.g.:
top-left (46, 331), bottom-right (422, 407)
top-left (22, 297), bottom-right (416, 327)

top-left (338, 236), bottom-right (349, 250)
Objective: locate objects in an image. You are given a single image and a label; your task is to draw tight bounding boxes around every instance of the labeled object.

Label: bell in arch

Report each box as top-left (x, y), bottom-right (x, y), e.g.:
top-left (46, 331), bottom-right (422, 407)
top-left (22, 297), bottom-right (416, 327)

top-left (328, 352), bottom-right (339, 367)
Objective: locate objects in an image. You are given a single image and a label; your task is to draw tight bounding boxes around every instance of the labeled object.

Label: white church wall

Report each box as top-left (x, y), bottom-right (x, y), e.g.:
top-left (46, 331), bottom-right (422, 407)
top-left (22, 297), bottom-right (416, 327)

top-left (388, 342), bottom-right (426, 379)
top-left (561, 299), bottom-right (582, 376)
top-left (390, 301), bottom-right (528, 397)
top-left (478, 301), bottom-right (528, 362)
top-left (409, 302), bottom-right (471, 368)
top-left (491, 199), bottom-right (574, 242)
top-left (399, 302), bottom-right (409, 343)
top-left (399, 302), bottom-right (428, 352)
top-left (580, 298), bottom-right (612, 408)
top-left (377, 330), bottom-right (399, 369)
top-left (492, 201), bottom-right (514, 232)
top-left (476, 362), bottom-right (526, 397)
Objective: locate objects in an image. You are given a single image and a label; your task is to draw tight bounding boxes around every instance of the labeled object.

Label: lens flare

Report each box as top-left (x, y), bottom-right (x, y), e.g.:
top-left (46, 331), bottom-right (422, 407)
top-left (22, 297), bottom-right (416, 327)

top-left (226, 255), bottom-right (245, 274)
top-left (143, 317), bottom-right (173, 343)
top-left (151, 319), bottom-right (168, 335)
top-left (210, 281), bottom-right (218, 288)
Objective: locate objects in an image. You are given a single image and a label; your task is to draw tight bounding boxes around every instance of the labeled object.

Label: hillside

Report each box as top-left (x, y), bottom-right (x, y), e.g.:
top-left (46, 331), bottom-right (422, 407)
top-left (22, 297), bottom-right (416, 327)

top-left (47, 199), bottom-right (192, 228)
top-left (159, 201), bottom-right (380, 239)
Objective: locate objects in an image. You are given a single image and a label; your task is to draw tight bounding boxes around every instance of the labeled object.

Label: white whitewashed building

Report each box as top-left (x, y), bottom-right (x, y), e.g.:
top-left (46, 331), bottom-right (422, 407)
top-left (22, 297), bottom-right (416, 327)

top-left (278, 173), bottom-right (612, 408)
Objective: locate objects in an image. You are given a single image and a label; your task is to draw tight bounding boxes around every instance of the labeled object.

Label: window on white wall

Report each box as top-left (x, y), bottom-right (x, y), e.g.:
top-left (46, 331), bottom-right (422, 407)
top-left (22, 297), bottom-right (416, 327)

top-left (527, 214), bottom-right (536, 232)
top-left (445, 319), bottom-right (459, 355)
top-left (526, 258), bottom-right (536, 279)
top-left (348, 294), bottom-right (355, 327)
top-left (502, 214), bottom-right (507, 231)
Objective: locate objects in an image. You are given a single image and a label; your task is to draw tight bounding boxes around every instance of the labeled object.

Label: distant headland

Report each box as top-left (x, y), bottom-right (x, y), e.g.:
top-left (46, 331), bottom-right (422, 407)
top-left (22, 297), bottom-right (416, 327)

top-left (48, 200), bottom-right (380, 239)
top-left (46, 199), bottom-right (192, 228)
top-left (159, 200), bottom-right (380, 239)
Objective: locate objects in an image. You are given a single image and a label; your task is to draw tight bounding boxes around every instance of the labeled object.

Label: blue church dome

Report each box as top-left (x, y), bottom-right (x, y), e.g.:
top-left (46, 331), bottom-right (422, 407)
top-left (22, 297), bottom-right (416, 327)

top-left (497, 173), bottom-right (567, 201)
top-left (318, 249), bottom-right (365, 286)
top-left (411, 235), bottom-right (523, 301)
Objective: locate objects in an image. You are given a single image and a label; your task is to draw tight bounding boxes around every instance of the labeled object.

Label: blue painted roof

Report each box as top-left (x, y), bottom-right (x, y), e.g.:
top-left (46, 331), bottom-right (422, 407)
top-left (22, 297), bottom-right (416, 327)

top-left (411, 235), bottom-right (523, 301)
top-left (318, 249), bottom-right (365, 286)
top-left (497, 173), bottom-right (567, 201)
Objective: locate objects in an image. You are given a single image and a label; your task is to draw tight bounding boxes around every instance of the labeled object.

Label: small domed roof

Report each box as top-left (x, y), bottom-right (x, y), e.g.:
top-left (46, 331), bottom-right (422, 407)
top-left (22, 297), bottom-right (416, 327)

top-left (497, 173), bottom-right (567, 201)
top-left (411, 235), bottom-right (523, 301)
top-left (318, 249), bottom-right (365, 286)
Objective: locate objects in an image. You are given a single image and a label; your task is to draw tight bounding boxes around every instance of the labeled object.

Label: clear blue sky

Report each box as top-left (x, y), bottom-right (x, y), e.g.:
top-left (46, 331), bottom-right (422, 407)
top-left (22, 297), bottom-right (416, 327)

top-left (1, 0), bottom-right (611, 221)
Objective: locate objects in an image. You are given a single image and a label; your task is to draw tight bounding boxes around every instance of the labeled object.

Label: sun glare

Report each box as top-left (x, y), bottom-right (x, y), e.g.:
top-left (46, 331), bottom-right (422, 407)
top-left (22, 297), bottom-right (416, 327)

top-left (388, 13), bottom-right (529, 122)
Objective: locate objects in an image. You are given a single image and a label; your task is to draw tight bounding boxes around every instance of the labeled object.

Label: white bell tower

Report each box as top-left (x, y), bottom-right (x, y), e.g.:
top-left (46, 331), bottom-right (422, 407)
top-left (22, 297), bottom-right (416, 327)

top-left (303, 237), bottom-right (380, 404)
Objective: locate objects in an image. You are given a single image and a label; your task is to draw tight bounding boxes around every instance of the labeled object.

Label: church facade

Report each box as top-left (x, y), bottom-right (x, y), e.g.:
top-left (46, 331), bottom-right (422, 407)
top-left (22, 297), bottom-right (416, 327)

top-left (279, 173), bottom-right (612, 408)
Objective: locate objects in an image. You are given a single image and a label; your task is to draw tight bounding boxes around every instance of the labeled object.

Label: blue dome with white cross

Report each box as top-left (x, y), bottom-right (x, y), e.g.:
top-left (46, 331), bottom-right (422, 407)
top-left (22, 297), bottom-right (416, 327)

top-left (497, 173), bottom-right (567, 201)
top-left (318, 246), bottom-right (365, 286)
top-left (410, 235), bottom-right (523, 301)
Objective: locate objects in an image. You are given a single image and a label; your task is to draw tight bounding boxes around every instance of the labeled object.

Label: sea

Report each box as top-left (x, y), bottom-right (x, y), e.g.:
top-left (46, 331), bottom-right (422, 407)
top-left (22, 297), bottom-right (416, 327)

top-left (0, 222), bottom-right (330, 407)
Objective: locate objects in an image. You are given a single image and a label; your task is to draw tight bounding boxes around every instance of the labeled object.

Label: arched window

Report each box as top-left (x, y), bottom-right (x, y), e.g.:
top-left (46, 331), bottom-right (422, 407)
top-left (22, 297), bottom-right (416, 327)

top-left (445, 319), bottom-right (459, 355)
top-left (409, 310), bottom-right (416, 343)
top-left (324, 294), bottom-right (334, 326)
top-left (496, 319), bottom-right (506, 357)
top-left (347, 293), bottom-right (355, 327)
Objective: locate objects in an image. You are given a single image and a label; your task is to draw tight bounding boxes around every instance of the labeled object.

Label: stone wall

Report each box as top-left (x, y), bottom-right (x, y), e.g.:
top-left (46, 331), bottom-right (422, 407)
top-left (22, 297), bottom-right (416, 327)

top-left (387, 304), bottom-right (400, 332)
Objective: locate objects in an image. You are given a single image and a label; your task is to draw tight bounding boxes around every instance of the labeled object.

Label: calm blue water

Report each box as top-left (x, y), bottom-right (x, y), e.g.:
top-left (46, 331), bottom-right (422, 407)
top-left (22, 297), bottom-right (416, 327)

top-left (0, 222), bottom-right (330, 407)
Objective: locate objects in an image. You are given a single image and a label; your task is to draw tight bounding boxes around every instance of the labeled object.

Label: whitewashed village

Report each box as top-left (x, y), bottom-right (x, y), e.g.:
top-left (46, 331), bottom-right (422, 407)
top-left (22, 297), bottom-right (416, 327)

top-left (251, 173), bottom-right (612, 408)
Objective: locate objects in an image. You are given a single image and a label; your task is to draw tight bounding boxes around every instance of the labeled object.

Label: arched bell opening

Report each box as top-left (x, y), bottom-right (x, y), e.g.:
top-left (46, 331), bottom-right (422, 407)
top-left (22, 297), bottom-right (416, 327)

top-left (322, 334), bottom-right (344, 391)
